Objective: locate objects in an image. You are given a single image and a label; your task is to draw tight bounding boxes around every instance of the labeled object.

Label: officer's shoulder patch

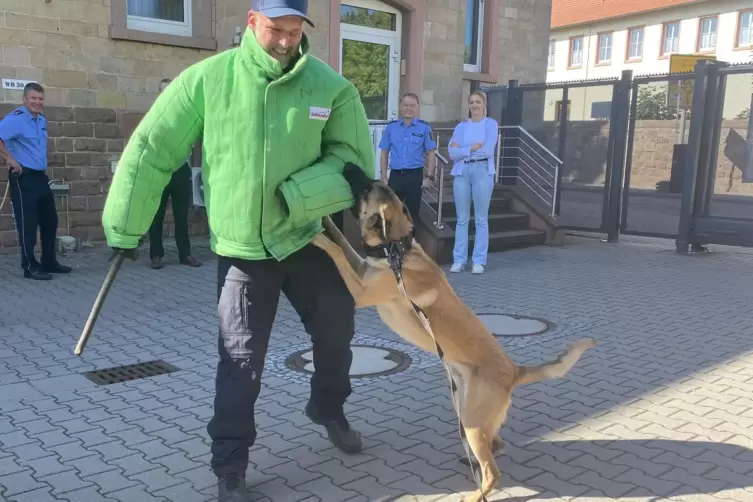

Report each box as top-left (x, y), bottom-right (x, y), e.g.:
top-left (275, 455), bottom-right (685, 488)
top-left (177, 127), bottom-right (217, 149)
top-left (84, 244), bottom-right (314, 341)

top-left (11, 109), bottom-right (23, 116)
top-left (417, 119), bottom-right (431, 126)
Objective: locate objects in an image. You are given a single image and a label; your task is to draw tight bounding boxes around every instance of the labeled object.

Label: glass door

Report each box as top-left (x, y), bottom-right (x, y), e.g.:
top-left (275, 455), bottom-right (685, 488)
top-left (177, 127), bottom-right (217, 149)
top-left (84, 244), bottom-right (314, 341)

top-left (340, 34), bottom-right (398, 121)
top-left (339, 0), bottom-right (402, 121)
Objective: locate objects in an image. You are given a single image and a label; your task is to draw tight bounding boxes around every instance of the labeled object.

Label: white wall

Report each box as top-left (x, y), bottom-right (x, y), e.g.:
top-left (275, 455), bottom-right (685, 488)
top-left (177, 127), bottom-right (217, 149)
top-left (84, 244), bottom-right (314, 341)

top-left (545, 0), bottom-right (753, 120)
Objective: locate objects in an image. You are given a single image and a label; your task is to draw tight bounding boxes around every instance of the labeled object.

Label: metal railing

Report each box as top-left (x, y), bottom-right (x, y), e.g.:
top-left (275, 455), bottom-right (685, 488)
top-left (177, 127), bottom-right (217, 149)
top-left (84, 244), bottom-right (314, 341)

top-left (422, 141), bottom-right (449, 229)
top-left (498, 125), bottom-right (562, 217)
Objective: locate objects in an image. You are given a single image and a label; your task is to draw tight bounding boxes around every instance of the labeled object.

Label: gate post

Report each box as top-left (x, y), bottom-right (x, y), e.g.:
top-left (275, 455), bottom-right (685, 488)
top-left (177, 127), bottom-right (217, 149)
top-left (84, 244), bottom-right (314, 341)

top-left (603, 70), bottom-right (633, 243)
top-left (676, 60), bottom-right (716, 253)
top-left (501, 80), bottom-right (521, 186)
top-left (555, 85), bottom-right (569, 216)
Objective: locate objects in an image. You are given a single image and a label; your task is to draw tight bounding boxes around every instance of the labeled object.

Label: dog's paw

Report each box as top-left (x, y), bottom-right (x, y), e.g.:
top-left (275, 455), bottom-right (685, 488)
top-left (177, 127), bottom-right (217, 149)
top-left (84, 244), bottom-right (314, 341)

top-left (573, 338), bottom-right (597, 351)
top-left (311, 232), bottom-right (332, 249)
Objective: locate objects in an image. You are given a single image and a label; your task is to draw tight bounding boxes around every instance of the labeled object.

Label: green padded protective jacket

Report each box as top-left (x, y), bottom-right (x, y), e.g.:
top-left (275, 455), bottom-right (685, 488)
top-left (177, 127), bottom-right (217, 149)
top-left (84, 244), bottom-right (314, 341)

top-left (101, 27), bottom-right (375, 260)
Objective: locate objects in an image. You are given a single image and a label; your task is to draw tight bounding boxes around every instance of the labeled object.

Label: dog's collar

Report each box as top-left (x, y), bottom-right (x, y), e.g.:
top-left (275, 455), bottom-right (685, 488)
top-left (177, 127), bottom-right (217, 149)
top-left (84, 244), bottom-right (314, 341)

top-left (363, 235), bottom-right (413, 273)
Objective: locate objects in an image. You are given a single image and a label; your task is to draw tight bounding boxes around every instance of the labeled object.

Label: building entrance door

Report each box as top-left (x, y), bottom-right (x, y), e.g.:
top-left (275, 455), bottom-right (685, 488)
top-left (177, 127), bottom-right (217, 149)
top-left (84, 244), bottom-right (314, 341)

top-left (339, 0), bottom-right (402, 121)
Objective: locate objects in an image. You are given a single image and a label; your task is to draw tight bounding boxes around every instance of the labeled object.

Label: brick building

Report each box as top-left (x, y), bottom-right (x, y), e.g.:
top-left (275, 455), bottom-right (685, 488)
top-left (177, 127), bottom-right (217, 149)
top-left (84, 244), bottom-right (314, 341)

top-left (0, 0), bottom-right (553, 251)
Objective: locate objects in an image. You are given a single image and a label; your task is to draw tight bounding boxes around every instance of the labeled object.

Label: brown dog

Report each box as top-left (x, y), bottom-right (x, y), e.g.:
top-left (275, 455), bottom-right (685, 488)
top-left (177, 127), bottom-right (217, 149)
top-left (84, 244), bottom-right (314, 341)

top-left (311, 163), bottom-right (596, 502)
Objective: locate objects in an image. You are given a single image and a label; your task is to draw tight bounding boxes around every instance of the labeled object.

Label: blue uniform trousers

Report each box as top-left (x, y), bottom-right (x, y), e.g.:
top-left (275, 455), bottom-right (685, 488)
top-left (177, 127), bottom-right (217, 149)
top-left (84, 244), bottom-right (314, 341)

top-left (8, 168), bottom-right (58, 273)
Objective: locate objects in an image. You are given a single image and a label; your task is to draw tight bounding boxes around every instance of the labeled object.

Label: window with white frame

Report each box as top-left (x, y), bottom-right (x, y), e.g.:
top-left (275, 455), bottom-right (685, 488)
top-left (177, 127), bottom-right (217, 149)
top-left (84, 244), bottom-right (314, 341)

top-left (569, 37), bottom-right (583, 67)
top-left (627, 28), bottom-right (644, 60)
top-left (597, 33), bottom-right (612, 63)
top-left (698, 16), bottom-right (717, 52)
top-left (548, 40), bottom-right (556, 69)
top-left (463, 0), bottom-right (485, 72)
top-left (662, 22), bottom-right (680, 55)
top-left (738, 11), bottom-right (752, 47)
top-left (127, 0), bottom-right (192, 37)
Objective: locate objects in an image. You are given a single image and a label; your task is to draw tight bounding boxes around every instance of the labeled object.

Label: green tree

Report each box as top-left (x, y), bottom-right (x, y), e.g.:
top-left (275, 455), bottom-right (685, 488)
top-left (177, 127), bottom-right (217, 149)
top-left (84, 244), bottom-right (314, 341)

top-left (635, 85), bottom-right (677, 120)
top-left (341, 40), bottom-right (388, 120)
top-left (736, 108), bottom-right (750, 119)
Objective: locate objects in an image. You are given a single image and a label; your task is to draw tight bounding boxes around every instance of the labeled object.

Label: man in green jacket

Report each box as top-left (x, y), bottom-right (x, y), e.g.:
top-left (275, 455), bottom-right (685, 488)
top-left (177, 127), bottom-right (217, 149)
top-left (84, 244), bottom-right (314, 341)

top-left (101, 0), bottom-right (375, 500)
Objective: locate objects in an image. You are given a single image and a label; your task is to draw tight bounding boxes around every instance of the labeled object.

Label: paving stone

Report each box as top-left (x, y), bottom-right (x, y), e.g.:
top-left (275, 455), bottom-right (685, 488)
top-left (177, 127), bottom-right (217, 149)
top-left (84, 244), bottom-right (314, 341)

top-left (0, 470), bottom-right (49, 497)
top-left (5, 237), bottom-right (753, 501)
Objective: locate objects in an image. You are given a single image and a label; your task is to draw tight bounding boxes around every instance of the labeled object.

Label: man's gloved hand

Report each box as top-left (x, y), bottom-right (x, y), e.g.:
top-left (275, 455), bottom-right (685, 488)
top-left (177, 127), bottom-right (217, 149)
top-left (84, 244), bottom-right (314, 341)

top-left (108, 247), bottom-right (139, 262)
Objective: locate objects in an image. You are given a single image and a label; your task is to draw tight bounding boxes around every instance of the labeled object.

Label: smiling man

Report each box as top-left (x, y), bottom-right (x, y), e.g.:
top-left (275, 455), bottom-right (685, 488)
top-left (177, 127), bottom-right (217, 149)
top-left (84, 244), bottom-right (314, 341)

top-left (101, 1), bottom-right (375, 501)
top-left (0, 83), bottom-right (71, 280)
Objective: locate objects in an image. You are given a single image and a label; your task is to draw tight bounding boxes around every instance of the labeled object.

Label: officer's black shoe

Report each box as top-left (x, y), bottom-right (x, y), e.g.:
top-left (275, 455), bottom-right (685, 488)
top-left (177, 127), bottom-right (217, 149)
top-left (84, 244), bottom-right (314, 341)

top-left (305, 401), bottom-right (363, 454)
top-left (217, 473), bottom-right (250, 502)
top-left (42, 262), bottom-right (72, 274)
top-left (24, 269), bottom-right (52, 280)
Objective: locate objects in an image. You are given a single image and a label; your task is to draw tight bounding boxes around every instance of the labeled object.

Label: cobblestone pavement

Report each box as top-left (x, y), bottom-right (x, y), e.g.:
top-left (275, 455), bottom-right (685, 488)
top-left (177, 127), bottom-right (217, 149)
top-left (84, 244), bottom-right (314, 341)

top-left (2, 234), bottom-right (753, 502)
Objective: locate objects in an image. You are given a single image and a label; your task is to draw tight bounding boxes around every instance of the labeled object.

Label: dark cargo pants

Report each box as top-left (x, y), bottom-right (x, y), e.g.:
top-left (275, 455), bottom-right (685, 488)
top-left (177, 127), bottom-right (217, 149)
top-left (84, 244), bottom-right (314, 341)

top-left (207, 244), bottom-right (356, 477)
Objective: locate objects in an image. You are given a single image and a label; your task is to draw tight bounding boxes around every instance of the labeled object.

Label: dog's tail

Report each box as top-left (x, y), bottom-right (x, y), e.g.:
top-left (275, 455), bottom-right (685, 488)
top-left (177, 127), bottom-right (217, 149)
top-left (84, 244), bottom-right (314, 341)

top-left (514, 338), bottom-right (596, 387)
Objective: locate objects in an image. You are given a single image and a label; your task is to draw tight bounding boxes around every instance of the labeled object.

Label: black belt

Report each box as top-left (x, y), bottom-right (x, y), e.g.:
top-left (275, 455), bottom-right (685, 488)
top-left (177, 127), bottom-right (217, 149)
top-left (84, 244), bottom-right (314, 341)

top-left (390, 168), bottom-right (423, 173)
top-left (465, 158), bottom-right (489, 164)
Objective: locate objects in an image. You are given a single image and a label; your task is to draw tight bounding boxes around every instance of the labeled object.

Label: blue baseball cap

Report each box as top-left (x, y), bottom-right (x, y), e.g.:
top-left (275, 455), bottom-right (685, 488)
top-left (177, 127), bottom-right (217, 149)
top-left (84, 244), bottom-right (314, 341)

top-left (251, 0), bottom-right (314, 27)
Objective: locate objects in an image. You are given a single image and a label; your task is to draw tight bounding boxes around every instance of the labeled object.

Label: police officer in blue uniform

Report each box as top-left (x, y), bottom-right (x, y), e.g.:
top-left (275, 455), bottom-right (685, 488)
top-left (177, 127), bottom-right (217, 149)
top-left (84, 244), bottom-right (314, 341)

top-left (378, 92), bottom-right (437, 226)
top-left (0, 83), bottom-right (71, 280)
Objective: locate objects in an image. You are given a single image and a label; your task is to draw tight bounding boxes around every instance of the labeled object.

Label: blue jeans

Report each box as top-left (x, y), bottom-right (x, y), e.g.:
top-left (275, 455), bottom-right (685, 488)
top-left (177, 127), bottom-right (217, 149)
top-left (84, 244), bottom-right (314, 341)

top-left (452, 163), bottom-right (495, 266)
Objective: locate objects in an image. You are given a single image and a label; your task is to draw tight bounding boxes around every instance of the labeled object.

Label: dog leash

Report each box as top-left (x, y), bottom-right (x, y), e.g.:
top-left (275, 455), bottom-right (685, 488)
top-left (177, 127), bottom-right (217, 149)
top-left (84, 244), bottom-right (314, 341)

top-left (378, 212), bottom-right (489, 501)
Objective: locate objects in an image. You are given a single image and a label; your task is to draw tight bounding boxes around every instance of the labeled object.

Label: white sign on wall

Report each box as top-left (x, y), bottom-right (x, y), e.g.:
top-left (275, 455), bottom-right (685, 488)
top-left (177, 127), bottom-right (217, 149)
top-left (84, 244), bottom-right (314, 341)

top-left (2, 79), bottom-right (37, 90)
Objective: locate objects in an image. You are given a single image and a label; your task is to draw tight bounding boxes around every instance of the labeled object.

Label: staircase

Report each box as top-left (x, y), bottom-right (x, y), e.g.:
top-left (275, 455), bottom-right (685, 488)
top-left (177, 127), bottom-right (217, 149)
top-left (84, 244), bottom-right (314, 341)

top-left (412, 125), bottom-right (565, 265)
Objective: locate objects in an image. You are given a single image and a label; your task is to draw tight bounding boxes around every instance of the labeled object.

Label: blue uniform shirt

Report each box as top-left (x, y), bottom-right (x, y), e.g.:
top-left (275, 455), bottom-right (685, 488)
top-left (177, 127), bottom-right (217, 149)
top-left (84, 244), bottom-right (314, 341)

top-left (379, 118), bottom-right (437, 170)
top-left (0, 106), bottom-right (48, 171)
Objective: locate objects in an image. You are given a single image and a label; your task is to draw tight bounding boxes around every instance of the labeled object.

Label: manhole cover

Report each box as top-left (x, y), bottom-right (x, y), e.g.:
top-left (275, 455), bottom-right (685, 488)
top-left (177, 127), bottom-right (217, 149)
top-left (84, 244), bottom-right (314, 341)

top-left (476, 314), bottom-right (551, 337)
top-left (286, 344), bottom-right (411, 378)
top-left (82, 360), bottom-right (180, 385)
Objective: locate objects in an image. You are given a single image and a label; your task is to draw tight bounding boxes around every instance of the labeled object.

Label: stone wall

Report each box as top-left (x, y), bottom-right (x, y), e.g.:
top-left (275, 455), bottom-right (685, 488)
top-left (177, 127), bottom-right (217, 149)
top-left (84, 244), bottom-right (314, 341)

top-left (0, 2), bottom-right (213, 110)
top-left (0, 104), bottom-right (208, 252)
top-left (528, 119), bottom-right (752, 195)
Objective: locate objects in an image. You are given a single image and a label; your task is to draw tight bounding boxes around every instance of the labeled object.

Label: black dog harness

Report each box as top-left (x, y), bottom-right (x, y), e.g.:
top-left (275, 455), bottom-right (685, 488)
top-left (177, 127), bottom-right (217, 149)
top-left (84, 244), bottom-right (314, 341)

top-left (368, 213), bottom-right (489, 501)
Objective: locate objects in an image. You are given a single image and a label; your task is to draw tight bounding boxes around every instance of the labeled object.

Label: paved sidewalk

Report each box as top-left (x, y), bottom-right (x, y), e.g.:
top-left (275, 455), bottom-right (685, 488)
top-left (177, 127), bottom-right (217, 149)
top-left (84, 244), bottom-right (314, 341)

top-left (2, 234), bottom-right (753, 501)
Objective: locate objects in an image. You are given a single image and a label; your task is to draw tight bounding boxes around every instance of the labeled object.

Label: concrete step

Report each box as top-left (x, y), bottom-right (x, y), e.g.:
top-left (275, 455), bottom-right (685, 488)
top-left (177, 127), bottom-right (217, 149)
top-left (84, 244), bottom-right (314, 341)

top-left (430, 194), bottom-right (512, 214)
top-left (483, 229), bottom-right (547, 253)
top-left (442, 212), bottom-right (530, 233)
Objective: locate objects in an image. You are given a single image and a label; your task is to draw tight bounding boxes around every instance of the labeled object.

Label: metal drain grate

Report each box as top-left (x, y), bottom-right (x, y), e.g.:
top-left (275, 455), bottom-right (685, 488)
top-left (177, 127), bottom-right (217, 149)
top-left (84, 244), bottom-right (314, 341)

top-left (82, 360), bottom-right (180, 385)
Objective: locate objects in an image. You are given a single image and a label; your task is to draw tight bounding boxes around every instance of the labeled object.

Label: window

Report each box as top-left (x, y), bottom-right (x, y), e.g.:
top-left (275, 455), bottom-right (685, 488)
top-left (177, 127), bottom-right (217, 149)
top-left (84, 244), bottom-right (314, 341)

top-left (341, 4), bottom-right (397, 30)
top-left (569, 37), bottom-right (583, 67)
top-left (463, 0), bottom-right (485, 72)
top-left (597, 33), bottom-right (612, 63)
top-left (662, 22), bottom-right (680, 56)
top-left (127, 0), bottom-right (192, 37)
top-left (548, 40), bottom-right (556, 69)
top-left (627, 28), bottom-right (644, 60)
top-left (698, 16), bottom-right (717, 52)
top-left (554, 100), bottom-right (571, 121)
top-left (591, 101), bottom-right (612, 120)
top-left (738, 11), bottom-right (753, 48)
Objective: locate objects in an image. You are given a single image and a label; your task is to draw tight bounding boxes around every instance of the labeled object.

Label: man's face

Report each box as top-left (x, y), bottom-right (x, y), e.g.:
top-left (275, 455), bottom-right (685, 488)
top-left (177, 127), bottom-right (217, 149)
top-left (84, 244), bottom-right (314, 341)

top-left (400, 96), bottom-right (419, 120)
top-left (248, 11), bottom-right (304, 67)
top-left (23, 90), bottom-right (44, 115)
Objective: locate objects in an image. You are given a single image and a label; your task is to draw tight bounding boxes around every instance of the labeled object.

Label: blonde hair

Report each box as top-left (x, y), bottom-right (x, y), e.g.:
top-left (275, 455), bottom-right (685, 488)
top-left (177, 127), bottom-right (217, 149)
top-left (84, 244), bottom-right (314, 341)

top-left (468, 90), bottom-right (487, 116)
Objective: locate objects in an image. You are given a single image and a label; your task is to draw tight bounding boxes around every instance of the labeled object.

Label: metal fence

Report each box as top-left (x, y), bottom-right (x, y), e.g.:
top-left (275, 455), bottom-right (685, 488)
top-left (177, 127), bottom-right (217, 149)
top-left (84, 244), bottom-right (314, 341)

top-left (503, 61), bottom-right (753, 243)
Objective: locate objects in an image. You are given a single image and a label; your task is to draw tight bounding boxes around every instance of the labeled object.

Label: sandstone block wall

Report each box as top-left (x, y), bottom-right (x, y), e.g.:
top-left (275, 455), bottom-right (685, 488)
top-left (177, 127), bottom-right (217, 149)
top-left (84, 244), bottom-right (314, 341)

top-left (528, 119), bottom-right (752, 195)
top-left (0, 2), bottom-right (214, 110)
top-left (0, 104), bottom-right (208, 251)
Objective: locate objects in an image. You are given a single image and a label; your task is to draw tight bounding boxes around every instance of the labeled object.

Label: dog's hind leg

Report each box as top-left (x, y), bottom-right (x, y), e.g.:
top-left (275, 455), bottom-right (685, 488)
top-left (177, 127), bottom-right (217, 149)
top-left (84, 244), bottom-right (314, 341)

top-left (461, 427), bottom-right (500, 502)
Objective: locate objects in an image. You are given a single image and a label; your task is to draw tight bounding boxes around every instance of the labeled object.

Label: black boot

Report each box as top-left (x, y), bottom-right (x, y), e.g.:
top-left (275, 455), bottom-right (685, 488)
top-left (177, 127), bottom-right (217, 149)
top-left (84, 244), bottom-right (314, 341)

top-left (41, 262), bottom-right (72, 274)
top-left (24, 269), bottom-right (52, 280)
top-left (217, 473), bottom-right (250, 502)
top-left (305, 401), bottom-right (363, 454)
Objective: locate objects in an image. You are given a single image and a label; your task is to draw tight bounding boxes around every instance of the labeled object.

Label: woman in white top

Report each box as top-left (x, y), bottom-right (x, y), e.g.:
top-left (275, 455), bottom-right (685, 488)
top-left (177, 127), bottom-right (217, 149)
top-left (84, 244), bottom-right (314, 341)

top-left (447, 91), bottom-right (499, 274)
